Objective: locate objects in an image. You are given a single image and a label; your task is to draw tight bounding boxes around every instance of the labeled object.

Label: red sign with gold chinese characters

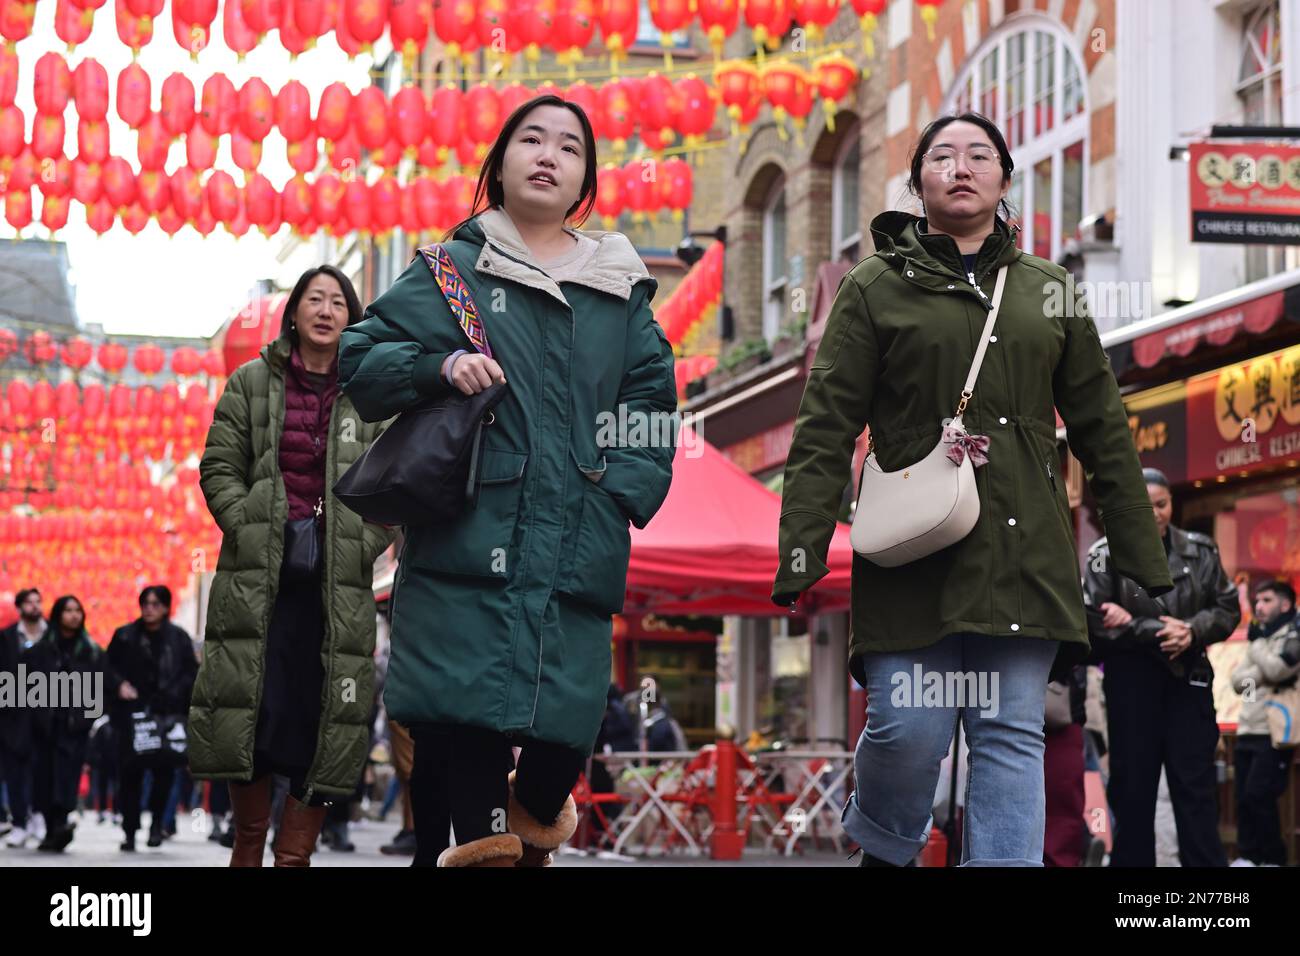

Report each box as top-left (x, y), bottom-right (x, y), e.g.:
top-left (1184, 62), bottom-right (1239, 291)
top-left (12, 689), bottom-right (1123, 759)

top-left (1189, 142), bottom-right (1300, 245)
top-left (1186, 345), bottom-right (1300, 478)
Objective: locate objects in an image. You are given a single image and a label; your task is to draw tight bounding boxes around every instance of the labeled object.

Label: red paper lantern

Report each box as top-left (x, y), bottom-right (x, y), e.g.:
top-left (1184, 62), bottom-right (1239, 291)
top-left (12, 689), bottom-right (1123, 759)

top-left (114, 0), bottom-right (154, 53)
top-left (116, 62), bottom-right (151, 129)
top-left (638, 73), bottom-right (682, 147)
top-left (370, 173), bottom-right (400, 234)
top-left (351, 85), bottom-right (389, 150)
top-left (430, 0), bottom-right (471, 56)
top-left (199, 73), bottom-right (237, 137)
top-left (344, 0), bottom-right (388, 52)
top-left (275, 79), bottom-right (312, 141)
top-left (762, 60), bottom-right (813, 140)
top-left (553, 0), bottom-right (596, 70)
top-left (231, 131), bottom-right (262, 172)
top-left (6, 146), bottom-right (34, 190)
top-left (102, 156), bottom-right (137, 208)
top-left (61, 337), bottom-right (94, 370)
top-left (388, 0), bottom-right (430, 67)
top-left (34, 53), bottom-right (72, 116)
top-left (391, 85), bottom-right (427, 150)
top-left (159, 203), bottom-right (184, 236)
top-left (172, 0), bottom-right (212, 57)
top-left (463, 82), bottom-right (502, 149)
top-left (597, 78), bottom-right (638, 153)
top-left (0, 0), bottom-right (36, 44)
top-left (428, 84), bottom-right (463, 161)
top-left (170, 165), bottom-right (203, 219)
top-left (170, 346), bottom-right (201, 376)
top-left (675, 74), bottom-right (715, 144)
top-left (563, 81), bottom-right (599, 136)
top-left (137, 169), bottom-right (170, 213)
top-left (86, 196), bottom-right (115, 234)
top-left (344, 177), bottom-right (370, 233)
top-left (222, 0), bottom-right (258, 58)
top-left (200, 349), bottom-right (224, 376)
top-left (160, 73), bottom-right (195, 136)
top-left (72, 57), bottom-right (109, 121)
top-left (281, 174), bottom-right (312, 230)
top-left (661, 155), bottom-right (691, 220)
top-left (121, 201), bottom-right (149, 234)
top-left (621, 160), bottom-right (650, 219)
top-left (97, 342), bottom-right (128, 373)
top-left (133, 343), bottom-right (165, 375)
top-left (498, 82), bottom-right (532, 124)
top-left (186, 128), bottom-right (218, 170)
top-left (0, 327), bottom-right (17, 363)
top-left (316, 81), bottom-right (352, 140)
top-left (77, 117), bottom-right (110, 164)
top-left (71, 158), bottom-right (102, 205)
top-left (31, 114), bottom-right (65, 160)
top-left (312, 171), bottom-right (344, 227)
top-left (411, 173), bottom-right (439, 229)
top-left (696, 0), bottom-right (739, 59)
top-left (291, 0), bottom-right (327, 36)
top-left (595, 163), bottom-right (623, 228)
top-left (25, 330), bottom-right (56, 364)
top-left (239, 0), bottom-right (281, 35)
top-left (0, 46), bottom-right (17, 108)
top-left (55, 0), bottom-right (94, 48)
top-left (327, 129), bottom-right (361, 173)
top-left (597, 0), bottom-right (638, 64)
top-left (206, 169), bottom-right (240, 222)
top-left (648, 0), bottom-right (690, 66)
top-left (744, 0), bottom-right (790, 51)
top-left (791, 0), bottom-right (837, 42)
top-left (286, 136), bottom-right (318, 174)
top-left (244, 172), bottom-right (279, 228)
top-left (136, 112), bottom-right (171, 171)
top-left (236, 77), bottom-right (274, 142)
top-left (0, 103), bottom-right (20, 158)
top-left (813, 52), bottom-right (859, 131)
top-left (514, 0), bottom-right (556, 64)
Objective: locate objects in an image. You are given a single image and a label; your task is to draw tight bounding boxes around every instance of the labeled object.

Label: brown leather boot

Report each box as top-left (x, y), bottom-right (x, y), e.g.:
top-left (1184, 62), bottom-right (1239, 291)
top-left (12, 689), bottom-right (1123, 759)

top-left (272, 796), bottom-right (328, 867)
top-left (507, 770), bottom-right (577, 867)
top-left (436, 834), bottom-right (523, 867)
top-left (227, 776), bottom-right (272, 867)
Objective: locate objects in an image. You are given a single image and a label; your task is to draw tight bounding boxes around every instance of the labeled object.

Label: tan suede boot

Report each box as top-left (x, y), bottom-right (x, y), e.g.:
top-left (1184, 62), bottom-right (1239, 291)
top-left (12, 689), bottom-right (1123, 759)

top-left (436, 833), bottom-right (524, 867)
top-left (506, 770), bottom-right (578, 867)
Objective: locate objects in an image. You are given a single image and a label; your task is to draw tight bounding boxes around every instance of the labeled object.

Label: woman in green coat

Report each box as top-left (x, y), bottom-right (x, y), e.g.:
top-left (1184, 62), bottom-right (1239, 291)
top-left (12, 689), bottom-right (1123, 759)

top-left (772, 113), bottom-right (1174, 866)
top-left (339, 95), bottom-right (677, 867)
top-left (189, 266), bottom-right (395, 866)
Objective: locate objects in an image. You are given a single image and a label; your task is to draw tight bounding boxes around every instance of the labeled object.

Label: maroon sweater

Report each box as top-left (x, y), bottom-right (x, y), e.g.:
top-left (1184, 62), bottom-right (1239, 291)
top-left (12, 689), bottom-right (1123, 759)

top-left (280, 347), bottom-right (340, 520)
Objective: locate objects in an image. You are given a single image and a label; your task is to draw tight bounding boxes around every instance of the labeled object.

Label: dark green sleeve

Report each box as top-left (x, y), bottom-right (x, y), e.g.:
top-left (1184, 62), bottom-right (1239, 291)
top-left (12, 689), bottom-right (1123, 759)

top-left (1052, 289), bottom-right (1173, 597)
top-left (598, 284), bottom-right (678, 529)
top-left (772, 275), bottom-right (876, 603)
top-left (199, 365), bottom-right (253, 535)
top-left (339, 258), bottom-right (462, 423)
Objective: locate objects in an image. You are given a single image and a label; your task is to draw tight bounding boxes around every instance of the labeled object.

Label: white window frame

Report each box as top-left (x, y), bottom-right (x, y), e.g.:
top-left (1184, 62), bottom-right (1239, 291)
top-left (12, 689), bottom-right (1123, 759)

top-left (831, 128), bottom-right (863, 262)
top-left (941, 15), bottom-right (1089, 263)
top-left (1237, 1), bottom-right (1283, 125)
top-left (762, 178), bottom-right (788, 345)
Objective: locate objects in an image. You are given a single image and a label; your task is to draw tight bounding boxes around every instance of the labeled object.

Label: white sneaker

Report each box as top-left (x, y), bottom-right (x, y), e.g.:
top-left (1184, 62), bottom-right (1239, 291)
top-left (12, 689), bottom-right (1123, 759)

top-left (0, 821), bottom-right (11, 836)
top-left (5, 827), bottom-right (27, 848)
top-left (1229, 857), bottom-right (1256, 867)
top-left (29, 814), bottom-right (45, 841)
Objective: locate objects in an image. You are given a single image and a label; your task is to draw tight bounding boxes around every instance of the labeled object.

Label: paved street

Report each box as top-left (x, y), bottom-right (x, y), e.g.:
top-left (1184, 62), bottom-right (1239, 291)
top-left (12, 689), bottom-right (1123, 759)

top-left (0, 812), bottom-right (852, 867)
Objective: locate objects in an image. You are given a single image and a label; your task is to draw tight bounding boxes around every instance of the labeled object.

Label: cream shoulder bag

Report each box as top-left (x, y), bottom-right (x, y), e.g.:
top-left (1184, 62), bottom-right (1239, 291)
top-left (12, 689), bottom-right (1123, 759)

top-left (849, 265), bottom-right (1009, 567)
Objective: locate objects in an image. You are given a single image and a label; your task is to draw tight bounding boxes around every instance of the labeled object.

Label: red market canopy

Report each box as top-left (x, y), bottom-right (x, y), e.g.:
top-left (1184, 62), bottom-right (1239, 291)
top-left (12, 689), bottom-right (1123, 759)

top-left (624, 425), bottom-right (854, 617)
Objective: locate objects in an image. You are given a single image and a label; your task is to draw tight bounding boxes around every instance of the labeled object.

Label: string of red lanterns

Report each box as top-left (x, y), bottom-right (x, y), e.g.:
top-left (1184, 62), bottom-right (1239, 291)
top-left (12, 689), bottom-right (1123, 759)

top-left (0, 328), bottom-right (225, 376)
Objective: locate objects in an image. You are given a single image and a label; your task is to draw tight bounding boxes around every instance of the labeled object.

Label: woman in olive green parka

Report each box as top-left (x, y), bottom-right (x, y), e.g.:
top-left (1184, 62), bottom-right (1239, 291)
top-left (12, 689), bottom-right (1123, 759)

top-left (339, 96), bottom-right (676, 867)
top-left (773, 113), bottom-right (1173, 867)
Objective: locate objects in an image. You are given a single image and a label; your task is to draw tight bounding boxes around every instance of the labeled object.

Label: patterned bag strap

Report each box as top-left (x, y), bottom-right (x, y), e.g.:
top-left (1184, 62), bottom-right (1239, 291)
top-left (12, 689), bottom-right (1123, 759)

top-left (416, 243), bottom-right (493, 360)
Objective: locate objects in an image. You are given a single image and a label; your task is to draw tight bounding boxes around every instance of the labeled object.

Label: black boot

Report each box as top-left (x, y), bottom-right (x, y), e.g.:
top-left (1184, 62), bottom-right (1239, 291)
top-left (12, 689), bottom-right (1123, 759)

top-left (120, 832), bottom-right (137, 852)
top-left (146, 821), bottom-right (164, 847)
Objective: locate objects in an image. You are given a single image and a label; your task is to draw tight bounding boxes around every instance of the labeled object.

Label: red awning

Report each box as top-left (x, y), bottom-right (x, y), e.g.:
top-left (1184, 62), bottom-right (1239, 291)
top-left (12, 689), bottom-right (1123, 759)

top-left (624, 426), bottom-right (854, 617)
top-left (1130, 290), bottom-right (1285, 369)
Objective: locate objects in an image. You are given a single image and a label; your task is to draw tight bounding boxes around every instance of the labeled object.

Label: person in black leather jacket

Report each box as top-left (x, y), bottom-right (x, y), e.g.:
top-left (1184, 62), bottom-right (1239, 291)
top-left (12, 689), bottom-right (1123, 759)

top-left (1082, 468), bottom-right (1240, 867)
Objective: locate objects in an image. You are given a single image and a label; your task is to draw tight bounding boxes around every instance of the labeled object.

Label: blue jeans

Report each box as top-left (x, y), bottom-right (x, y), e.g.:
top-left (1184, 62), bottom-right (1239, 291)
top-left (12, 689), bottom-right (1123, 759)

top-left (842, 632), bottom-right (1059, 866)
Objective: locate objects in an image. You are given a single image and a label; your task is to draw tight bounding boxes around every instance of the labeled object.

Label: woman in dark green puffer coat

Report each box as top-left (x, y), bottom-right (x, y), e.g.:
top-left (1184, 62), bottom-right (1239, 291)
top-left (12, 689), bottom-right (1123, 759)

top-left (339, 96), bottom-right (677, 867)
top-left (773, 113), bottom-right (1173, 867)
top-left (189, 266), bottom-right (394, 867)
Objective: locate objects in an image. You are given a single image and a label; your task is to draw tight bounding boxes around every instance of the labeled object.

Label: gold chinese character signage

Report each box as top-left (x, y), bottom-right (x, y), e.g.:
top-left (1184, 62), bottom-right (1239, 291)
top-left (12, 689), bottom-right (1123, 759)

top-left (1190, 142), bottom-right (1300, 244)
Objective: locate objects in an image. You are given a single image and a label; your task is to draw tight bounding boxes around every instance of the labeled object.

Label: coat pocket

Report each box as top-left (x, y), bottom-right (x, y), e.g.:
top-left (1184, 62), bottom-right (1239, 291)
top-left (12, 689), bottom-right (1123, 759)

top-left (557, 481), bottom-right (632, 614)
top-left (404, 447), bottom-right (528, 579)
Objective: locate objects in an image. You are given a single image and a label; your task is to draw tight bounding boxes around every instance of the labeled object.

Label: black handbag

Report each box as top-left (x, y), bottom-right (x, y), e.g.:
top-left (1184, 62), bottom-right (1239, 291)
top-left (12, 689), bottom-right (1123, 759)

top-left (282, 497), bottom-right (323, 580)
top-left (334, 243), bottom-right (508, 527)
top-left (127, 708), bottom-right (188, 768)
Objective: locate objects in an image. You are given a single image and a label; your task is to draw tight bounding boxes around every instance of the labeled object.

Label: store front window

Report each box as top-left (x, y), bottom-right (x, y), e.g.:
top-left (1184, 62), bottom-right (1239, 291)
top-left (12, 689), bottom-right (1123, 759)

top-left (632, 640), bottom-right (717, 747)
top-left (944, 18), bottom-right (1089, 261)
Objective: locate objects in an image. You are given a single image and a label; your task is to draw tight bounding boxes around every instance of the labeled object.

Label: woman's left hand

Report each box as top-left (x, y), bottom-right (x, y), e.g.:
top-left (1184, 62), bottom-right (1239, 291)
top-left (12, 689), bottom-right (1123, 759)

top-left (1157, 616), bottom-right (1193, 658)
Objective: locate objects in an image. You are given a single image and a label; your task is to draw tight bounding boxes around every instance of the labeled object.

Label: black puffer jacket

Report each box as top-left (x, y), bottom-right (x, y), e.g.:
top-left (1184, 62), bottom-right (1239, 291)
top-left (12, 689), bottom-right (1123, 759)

top-left (1083, 524), bottom-right (1241, 681)
top-left (106, 619), bottom-right (199, 723)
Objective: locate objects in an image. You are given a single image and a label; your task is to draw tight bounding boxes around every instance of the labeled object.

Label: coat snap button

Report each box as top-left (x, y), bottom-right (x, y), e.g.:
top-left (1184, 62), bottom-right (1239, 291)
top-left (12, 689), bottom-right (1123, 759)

top-left (947, 284), bottom-right (955, 289)
top-left (1010, 624), bottom-right (1020, 631)
top-left (989, 335), bottom-right (998, 342)
top-left (999, 416), bottom-right (1008, 425)
top-left (906, 270), bottom-right (915, 277)
top-left (1007, 517), bottom-right (1016, 526)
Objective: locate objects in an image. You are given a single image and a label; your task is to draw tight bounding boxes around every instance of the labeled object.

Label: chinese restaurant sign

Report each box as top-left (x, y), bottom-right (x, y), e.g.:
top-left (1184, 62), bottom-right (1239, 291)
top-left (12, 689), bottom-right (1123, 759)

top-left (1125, 345), bottom-right (1300, 482)
top-left (1189, 142), bottom-right (1300, 245)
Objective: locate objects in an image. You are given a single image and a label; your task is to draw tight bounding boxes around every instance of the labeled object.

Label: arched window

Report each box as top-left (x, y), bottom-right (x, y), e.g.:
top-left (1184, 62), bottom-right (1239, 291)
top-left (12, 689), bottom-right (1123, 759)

top-left (832, 131), bottom-right (862, 262)
top-left (944, 18), bottom-right (1088, 262)
top-left (762, 178), bottom-right (788, 343)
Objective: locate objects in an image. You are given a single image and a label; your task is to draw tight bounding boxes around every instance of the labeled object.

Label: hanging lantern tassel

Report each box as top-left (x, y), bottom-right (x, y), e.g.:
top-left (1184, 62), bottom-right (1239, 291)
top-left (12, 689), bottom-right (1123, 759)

top-left (660, 33), bottom-right (674, 71)
top-left (823, 97), bottom-right (836, 133)
top-left (860, 12), bottom-right (877, 57)
top-left (773, 105), bottom-right (788, 140)
top-left (918, 1), bottom-right (939, 42)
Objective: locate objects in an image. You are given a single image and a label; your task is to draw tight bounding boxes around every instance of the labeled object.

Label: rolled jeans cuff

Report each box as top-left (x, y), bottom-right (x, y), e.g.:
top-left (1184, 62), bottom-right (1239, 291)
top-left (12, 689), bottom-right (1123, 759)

top-left (840, 789), bottom-right (930, 866)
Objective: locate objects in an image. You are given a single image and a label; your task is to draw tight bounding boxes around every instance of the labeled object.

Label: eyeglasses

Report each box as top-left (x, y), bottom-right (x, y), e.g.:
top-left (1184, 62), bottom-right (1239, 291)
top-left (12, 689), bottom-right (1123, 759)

top-left (922, 146), bottom-right (1000, 175)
